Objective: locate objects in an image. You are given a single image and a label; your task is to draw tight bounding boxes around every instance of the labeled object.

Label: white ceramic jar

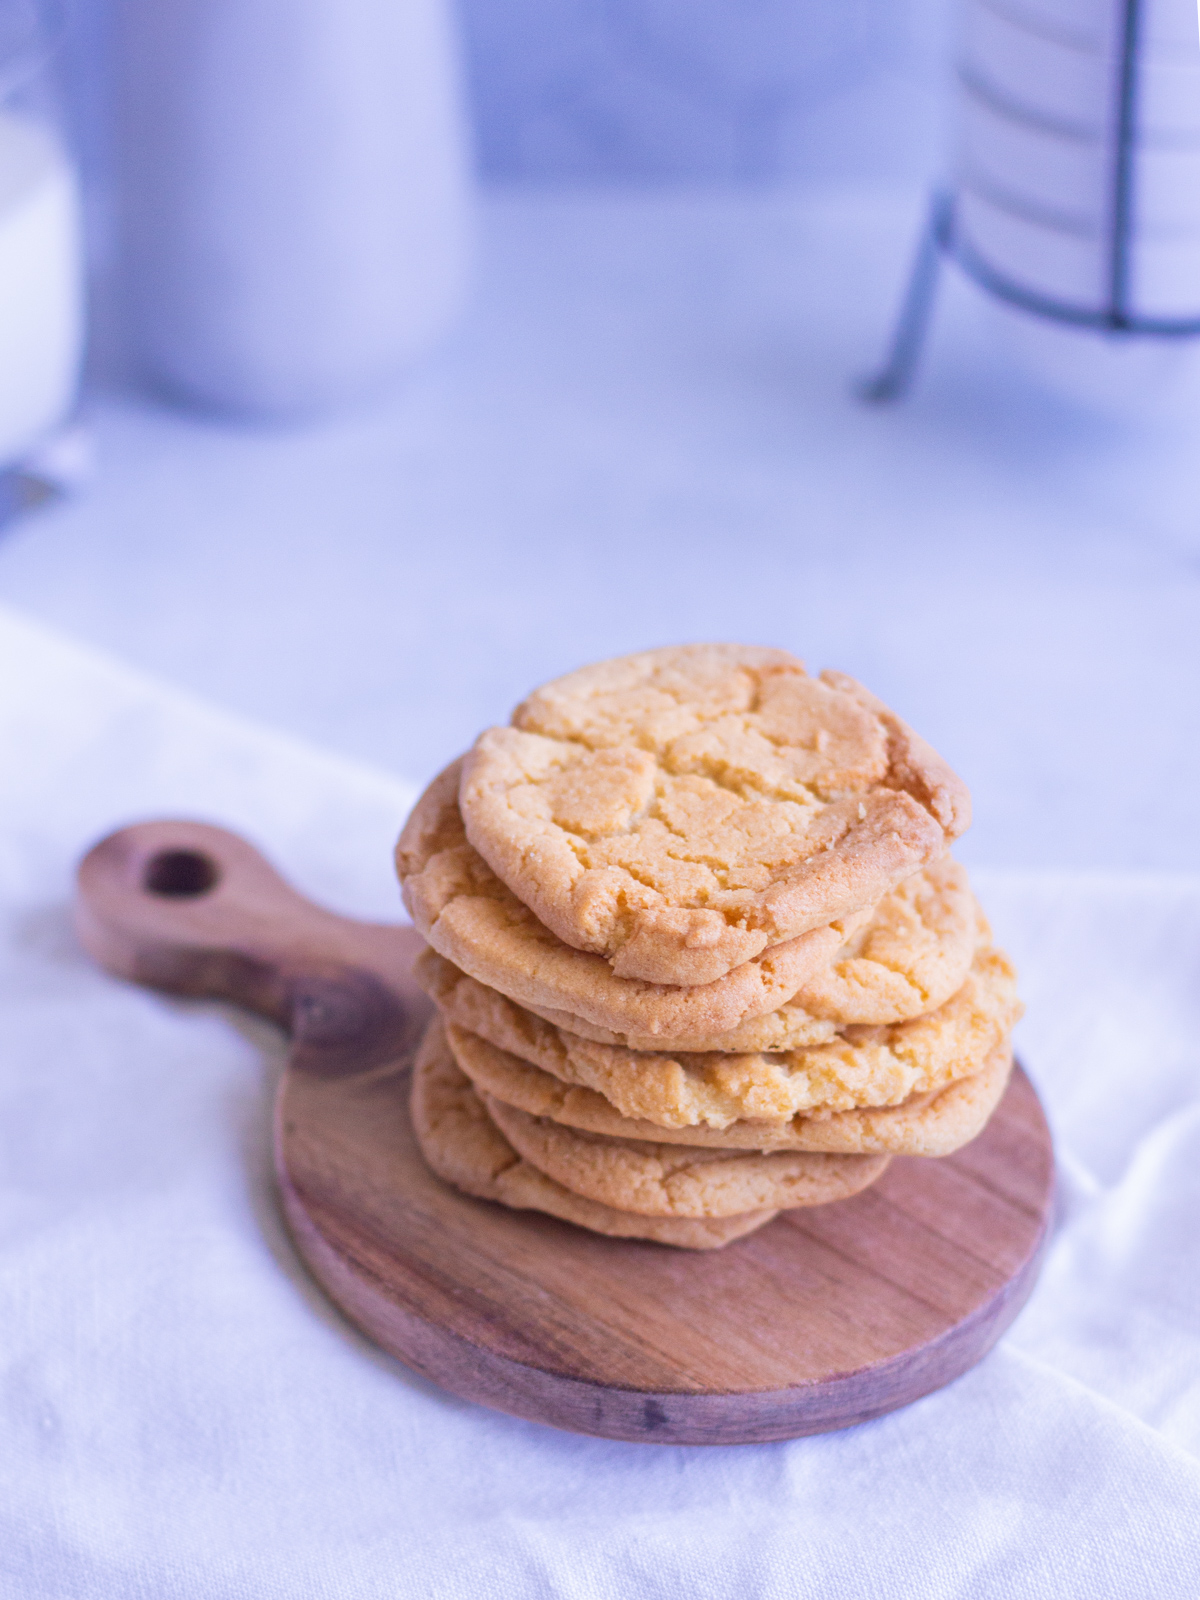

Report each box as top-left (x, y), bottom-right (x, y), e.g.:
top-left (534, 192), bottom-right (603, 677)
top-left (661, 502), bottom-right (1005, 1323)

top-left (114, 0), bottom-right (474, 418)
top-left (0, 1), bottom-right (83, 470)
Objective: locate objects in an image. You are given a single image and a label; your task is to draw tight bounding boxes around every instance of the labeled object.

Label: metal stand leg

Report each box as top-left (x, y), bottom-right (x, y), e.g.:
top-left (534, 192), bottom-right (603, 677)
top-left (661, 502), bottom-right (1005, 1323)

top-left (0, 422), bottom-right (92, 534)
top-left (859, 193), bottom-right (951, 403)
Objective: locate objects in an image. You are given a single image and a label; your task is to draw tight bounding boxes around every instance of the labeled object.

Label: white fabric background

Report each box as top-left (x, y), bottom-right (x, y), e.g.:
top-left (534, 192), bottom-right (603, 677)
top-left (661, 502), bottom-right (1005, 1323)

top-left (4, 601), bottom-right (1200, 1598)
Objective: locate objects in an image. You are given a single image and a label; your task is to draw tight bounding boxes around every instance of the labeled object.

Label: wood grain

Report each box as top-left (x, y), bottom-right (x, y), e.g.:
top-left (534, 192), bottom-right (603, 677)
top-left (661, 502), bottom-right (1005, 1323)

top-left (76, 819), bottom-right (1055, 1445)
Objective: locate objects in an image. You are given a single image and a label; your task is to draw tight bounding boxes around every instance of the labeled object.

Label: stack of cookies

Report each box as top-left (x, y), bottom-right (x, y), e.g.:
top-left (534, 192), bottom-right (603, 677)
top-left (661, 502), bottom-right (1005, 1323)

top-left (397, 645), bottom-right (1022, 1250)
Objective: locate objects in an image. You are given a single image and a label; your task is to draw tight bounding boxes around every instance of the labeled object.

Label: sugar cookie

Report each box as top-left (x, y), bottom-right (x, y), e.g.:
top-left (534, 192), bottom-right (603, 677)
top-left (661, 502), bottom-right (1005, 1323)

top-left (482, 1089), bottom-right (889, 1219)
top-left (398, 761), bottom-right (871, 1040)
top-left (411, 1019), bottom-right (776, 1249)
top-left (446, 1023), bottom-right (1014, 1159)
top-left (459, 645), bottom-right (970, 985)
top-left (422, 942), bottom-right (1020, 1127)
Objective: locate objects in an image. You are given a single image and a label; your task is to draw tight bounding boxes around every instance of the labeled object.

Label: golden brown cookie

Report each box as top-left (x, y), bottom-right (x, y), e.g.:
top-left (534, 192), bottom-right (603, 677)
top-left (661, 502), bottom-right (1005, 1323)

top-left (447, 1023), bottom-right (1014, 1159)
top-left (482, 1088), bottom-right (890, 1219)
top-left (771, 854), bottom-right (980, 1024)
top-left (520, 855), bottom-right (981, 1043)
top-left (397, 761), bottom-right (872, 1041)
top-left (421, 941), bottom-right (1020, 1127)
top-left (411, 1019), bottom-right (776, 1249)
top-left (458, 645), bottom-right (970, 985)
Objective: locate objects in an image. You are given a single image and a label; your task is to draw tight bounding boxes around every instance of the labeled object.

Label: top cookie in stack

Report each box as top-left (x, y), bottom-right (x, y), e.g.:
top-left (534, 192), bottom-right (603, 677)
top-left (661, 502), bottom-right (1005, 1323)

top-left (460, 643), bottom-right (969, 985)
top-left (397, 645), bottom-right (1021, 1249)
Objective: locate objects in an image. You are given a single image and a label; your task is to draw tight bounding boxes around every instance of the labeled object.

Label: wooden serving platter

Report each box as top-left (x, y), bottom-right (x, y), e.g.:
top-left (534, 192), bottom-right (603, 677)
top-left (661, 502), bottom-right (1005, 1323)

top-left (76, 820), bottom-right (1055, 1446)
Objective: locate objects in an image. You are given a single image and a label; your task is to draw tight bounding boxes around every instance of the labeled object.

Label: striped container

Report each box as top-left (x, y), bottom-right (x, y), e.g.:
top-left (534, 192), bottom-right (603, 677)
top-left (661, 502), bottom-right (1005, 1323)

top-left (954, 0), bottom-right (1200, 331)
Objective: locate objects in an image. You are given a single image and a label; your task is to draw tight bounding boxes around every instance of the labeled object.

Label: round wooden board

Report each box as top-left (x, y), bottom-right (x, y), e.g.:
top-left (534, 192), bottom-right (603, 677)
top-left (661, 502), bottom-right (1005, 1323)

top-left (278, 1058), bottom-right (1052, 1444)
top-left (77, 820), bottom-right (1056, 1447)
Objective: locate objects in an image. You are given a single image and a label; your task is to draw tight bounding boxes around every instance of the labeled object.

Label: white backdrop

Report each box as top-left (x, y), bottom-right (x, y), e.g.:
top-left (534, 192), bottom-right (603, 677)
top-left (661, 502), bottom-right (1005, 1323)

top-left (57, 0), bottom-right (952, 192)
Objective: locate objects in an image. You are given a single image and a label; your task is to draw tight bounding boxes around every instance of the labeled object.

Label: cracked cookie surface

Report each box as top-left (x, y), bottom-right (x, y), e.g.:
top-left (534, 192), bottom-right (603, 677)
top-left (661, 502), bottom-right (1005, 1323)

top-left (420, 940), bottom-right (1020, 1128)
top-left (522, 854), bottom-right (980, 1044)
top-left (411, 1018), bottom-right (777, 1248)
top-left (458, 645), bottom-right (970, 986)
top-left (397, 760), bottom-right (871, 1040)
top-left (446, 1023), bottom-right (1013, 1158)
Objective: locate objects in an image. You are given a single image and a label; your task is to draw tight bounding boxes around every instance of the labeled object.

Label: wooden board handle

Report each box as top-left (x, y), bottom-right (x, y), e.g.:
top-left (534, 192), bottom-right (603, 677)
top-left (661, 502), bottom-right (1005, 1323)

top-left (75, 820), bottom-right (430, 1074)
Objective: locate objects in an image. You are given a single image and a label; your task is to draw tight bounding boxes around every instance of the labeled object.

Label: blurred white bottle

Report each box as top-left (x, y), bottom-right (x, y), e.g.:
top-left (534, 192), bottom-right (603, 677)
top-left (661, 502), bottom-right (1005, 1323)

top-left (0, 110), bottom-right (83, 469)
top-left (114, 0), bottom-right (474, 419)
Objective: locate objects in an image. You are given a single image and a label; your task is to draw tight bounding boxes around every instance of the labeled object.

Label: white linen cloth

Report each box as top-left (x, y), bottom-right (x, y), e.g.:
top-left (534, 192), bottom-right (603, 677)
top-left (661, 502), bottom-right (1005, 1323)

top-left (2, 601), bottom-right (1199, 1599)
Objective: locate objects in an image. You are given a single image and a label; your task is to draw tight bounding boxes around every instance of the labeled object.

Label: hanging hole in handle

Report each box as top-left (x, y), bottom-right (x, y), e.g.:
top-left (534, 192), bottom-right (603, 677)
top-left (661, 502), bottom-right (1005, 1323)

top-left (143, 849), bottom-right (220, 898)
